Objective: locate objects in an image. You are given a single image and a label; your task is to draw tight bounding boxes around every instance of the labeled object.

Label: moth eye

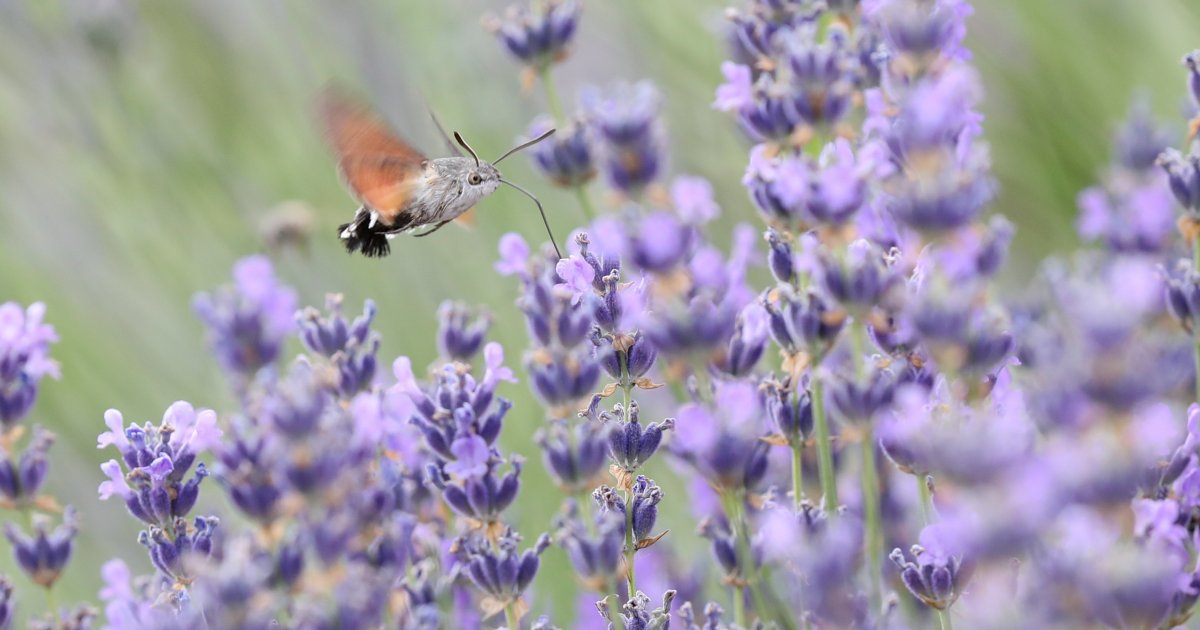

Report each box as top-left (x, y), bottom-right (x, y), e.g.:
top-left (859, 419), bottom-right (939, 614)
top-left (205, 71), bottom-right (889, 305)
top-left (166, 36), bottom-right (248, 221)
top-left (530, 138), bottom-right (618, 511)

top-left (468, 172), bottom-right (483, 185)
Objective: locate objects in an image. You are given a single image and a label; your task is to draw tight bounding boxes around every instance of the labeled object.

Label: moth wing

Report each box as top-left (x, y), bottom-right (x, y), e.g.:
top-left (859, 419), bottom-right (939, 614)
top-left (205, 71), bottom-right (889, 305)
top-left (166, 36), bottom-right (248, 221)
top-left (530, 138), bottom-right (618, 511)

top-left (337, 154), bottom-right (424, 218)
top-left (319, 89), bottom-right (428, 219)
top-left (453, 207), bottom-right (477, 228)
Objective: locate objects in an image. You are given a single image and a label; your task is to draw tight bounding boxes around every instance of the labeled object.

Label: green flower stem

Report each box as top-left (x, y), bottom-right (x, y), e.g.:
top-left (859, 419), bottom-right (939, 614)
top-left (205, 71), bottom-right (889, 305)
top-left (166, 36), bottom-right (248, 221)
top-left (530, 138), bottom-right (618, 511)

top-left (505, 601), bottom-right (521, 630)
top-left (861, 424), bottom-right (883, 617)
top-left (1193, 238), bottom-right (1200, 401)
top-left (790, 437), bottom-right (805, 509)
top-left (538, 65), bottom-right (566, 124)
top-left (809, 362), bottom-right (838, 514)
top-left (918, 474), bottom-right (934, 525)
top-left (575, 184), bottom-right (597, 222)
top-left (720, 491), bottom-right (788, 630)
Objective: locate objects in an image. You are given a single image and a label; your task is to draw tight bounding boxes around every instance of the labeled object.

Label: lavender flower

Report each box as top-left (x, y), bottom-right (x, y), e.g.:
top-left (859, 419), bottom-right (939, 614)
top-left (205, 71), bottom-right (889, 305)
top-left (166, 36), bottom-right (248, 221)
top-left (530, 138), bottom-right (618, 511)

top-left (192, 255), bottom-right (297, 381)
top-left (0, 426), bottom-right (53, 507)
top-left (457, 529), bottom-right (550, 612)
top-left (0, 301), bottom-right (59, 427)
top-left (5, 507), bottom-right (77, 588)
top-left (427, 455), bottom-right (522, 525)
top-left (486, 0), bottom-right (581, 69)
top-left (437, 301), bottom-right (492, 362)
top-left (585, 82), bottom-right (664, 194)
top-left (597, 590), bottom-right (675, 630)
top-left (594, 476), bottom-right (664, 545)
top-left (297, 294), bottom-right (380, 396)
top-left (554, 501), bottom-right (624, 591)
top-left (0, 577), bottom-right (11, 630)
top-left (528, 116), bottom-right (596, 188)
top-left (536, 419), bottom-right (609, 493)
top-left (97, 402), bottom-right (220, 527)
top-left (604, 401), bottom-right (674, 474)
top-left (1159, 141), bottom-right (1200, 215)
top-left (890, 524), bottom-right (970, 611)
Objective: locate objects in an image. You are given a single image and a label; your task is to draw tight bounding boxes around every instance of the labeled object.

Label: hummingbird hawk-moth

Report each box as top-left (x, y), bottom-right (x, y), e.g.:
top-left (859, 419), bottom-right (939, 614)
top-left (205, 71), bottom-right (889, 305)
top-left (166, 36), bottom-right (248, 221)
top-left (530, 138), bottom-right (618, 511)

top-left (319, 89), bottom-right (562, 258)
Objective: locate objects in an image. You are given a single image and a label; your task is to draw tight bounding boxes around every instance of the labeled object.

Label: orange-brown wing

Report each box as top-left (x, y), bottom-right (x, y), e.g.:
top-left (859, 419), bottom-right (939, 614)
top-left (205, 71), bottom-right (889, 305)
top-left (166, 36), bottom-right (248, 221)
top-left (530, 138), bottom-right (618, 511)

top-left (318, 89), bottom-right (427, 218)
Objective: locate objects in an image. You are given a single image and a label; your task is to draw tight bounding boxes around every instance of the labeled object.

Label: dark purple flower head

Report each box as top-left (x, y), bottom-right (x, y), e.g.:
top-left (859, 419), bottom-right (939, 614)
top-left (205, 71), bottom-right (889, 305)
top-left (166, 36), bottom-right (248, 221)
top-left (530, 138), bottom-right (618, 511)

top-left (5, 506), bottom-right (78, 588)
top-left (765, 228), bottom-right (795, 284)
top-left (527, 116), bottom-right (596, 188)
top-left (458, 528), bottom-right (550, 603)
top-left (297, 295), bottom-right (380, 397)
top-left (884, 150), bottom-right (993, 233)
top-left (137, 515), bottom-right (219, 581)
top-left (783, 24), bottom-right (855, 128)
top-left (889, 523), bottom-right (970, 611)
top-left (593, 476), bottom-right (664, 543)
top-left (698, 515), bottom-right (762, 580)
top-left (819, 239), bottom-right (899, 311)
top-left (870, 0), bottom-right (971, 63)
top-left (428, 455), bottom-right (523, 524)
top-left (1113, 95), bottom-right (1175, 172)
top-left (515, 253), bottom-right (595, 348)
top-left (0, 301), bottom-right (59, 428)
top-left (671, 382), bottom-right (770, 491)
top-left (1166, 260), bottom-right (1200, 334)
top-left (97, 402), bottom-right (220, 526)
top-left (606, 400), bottom-right (675, 473)
top-left (584, 81), bottom-right (664, 193)
top-left (193, 255), bottom-right (297, 380)
top-left (434, 301), bottom-right (489, 362)
top-left (553, 500), bottom-right (624, 588)
top-left (723, 0), bottom-right (821, 65)
top-left (628, 212), bottom-right (692, 273)
top-left (485, 0), bottom-right (580, 68)
top-left (713, 302), bottom-right (770, 377)
top-left (762, 287), bottom-right (846, 354)
top-left (826, 362), bottom-right (897, 425)
top-left (395, 345), bottom-right (515, 456)
top-left (0, 425), bottom-right (54, 507)
top-left (536, 419), bottom-right (609, 493)
top-left (525, 346), bottom-right (602, 409)
top-left (1159, 141), bottom-right (1200, 214)
top-left (763, 375), bottom-right (813, 440)
top-left (593, 329), bottom-right (658, 381)
top-left (715, 65), bottom-right (798, 142)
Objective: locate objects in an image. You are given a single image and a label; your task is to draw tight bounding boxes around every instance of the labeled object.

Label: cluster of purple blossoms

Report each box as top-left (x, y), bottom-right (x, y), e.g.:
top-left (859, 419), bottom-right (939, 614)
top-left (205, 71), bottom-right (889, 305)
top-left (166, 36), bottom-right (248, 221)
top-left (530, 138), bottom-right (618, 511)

top-left (6, 1), bottom-right (1200, 629)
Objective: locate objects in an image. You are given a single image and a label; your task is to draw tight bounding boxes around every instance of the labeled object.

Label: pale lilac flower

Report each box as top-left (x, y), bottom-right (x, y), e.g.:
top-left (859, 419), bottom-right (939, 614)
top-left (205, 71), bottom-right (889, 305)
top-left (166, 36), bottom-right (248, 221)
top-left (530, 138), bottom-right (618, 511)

top-left (496, 233), bottom-right (531, 276)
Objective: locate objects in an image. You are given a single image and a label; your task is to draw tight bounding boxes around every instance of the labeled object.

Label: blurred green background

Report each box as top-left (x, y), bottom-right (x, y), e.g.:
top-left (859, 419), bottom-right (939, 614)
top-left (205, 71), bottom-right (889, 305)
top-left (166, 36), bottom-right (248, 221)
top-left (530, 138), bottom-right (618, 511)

top-left (1, 0), bottom-right (1198, 623)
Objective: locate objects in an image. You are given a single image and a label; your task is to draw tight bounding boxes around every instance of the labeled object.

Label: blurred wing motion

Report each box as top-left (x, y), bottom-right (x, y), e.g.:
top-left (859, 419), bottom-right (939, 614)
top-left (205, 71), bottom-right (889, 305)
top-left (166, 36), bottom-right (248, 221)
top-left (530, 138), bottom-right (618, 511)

top-left (319, 89), bottom-right (427, 222)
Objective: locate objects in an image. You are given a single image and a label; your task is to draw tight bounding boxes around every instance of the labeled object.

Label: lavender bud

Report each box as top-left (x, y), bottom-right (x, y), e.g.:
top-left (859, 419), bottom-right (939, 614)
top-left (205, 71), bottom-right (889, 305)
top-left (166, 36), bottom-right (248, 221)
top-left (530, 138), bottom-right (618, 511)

top-left (0, 302), bottom-right (59, 428)
top-left (193, 255), bottom-right (297, 381)
top-left (535, 420), bottom-right (609, 493)
top-left (1159, 142), bottom-right (1200, 214)
top-left (586, 81), bottom-right (664, 193)
top-left (553, 501), bottom-right (624, 588)
top-left (5, 507), bottom-right (78, 588)
top-left (528, 116), bottom-right (596, 187)
top-left (765, 229), bottom-right (795, 284)
top-left (0, 426), bottom-right (53, 506)
top-left (485, 0), bottom-right (581, 69)
top-left (1186, 50), bottom-right (1200, 111)
top-left (436, 301), bottom-right (491, 362)
top-left (764, 378), bottom-right (813, 440)
top-left (459, 529), bottom-right (551, 604)
top-left (607, 402), bottom-right (675, 472)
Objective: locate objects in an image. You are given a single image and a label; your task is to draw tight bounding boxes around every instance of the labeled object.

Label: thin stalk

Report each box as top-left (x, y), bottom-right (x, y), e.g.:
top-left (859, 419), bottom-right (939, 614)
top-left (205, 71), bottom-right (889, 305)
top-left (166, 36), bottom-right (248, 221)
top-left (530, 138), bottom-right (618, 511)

top-left (809, 366), bottom-right (838, 514)
top-left (721, 491), bottom-right (788, 630)
top-left (790, 438), bottom-right (805, 509)
top-left (861, 425), bottom-right (883, 616)
top-left (624, 486), bottom-right (637, 599)
top-left (575, 185), bottom-right (597, 221)
top-left (918, 474), bottom-right (934, 525)
top-left (538, 65), bottom-right (566, 124)
top-left (732, 584), bottom-right (746, 627)
top-left (505, 602), bottom-right (520, 630)
top-left (1193, 239), bottom-right (1200, 401)
top-left (937, 608), bottom-right (954, 630)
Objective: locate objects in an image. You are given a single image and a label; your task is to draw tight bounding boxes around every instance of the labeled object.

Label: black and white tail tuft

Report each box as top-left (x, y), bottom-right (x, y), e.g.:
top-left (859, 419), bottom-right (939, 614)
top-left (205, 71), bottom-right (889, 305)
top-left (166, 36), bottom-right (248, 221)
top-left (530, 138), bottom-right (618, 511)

top-left (338, 208), bottom-right (391, 258)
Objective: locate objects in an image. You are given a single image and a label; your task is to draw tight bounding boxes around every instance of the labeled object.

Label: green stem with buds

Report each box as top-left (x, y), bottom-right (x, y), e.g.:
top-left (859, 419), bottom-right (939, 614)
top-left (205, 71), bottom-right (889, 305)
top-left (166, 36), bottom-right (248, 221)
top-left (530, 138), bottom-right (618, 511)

top-left (809, 355), bottom-right (838, 514)
top-left (861, 424), bottom-right (883, 617)
top-left (790, 437), bottom-right (805, 509)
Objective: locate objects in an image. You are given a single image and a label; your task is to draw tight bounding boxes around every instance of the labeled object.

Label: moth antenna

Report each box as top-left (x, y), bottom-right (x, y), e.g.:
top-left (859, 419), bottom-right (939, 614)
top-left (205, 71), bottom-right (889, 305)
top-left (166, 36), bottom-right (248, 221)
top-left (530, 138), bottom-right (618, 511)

top-left (493, 128), bottom-right (556, 165)
top-left (429, 109), bottom-right (462, 156)
top-left (500, 178), bottom-right (563, 259)
top-left (454, 132), bottom-right (481, 168)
